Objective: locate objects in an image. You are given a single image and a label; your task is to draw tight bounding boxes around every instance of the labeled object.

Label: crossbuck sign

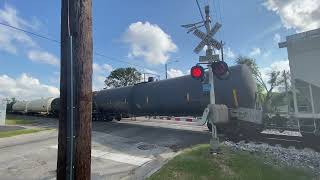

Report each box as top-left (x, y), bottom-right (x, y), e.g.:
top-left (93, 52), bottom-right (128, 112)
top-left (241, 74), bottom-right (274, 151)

top-left (193, 22), bottom-right (222, 54)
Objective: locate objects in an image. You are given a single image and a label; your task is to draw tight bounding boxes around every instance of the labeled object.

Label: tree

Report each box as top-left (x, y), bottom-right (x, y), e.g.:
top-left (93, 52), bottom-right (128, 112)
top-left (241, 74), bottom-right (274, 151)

top-left (104, 67), bottom-right (141, 88)
top-left (277, 70), bottom-right (291, 92)
top-left (235, 56), bottom-right (282, 112)
top-left (264, 71), bottom-right (282, 111)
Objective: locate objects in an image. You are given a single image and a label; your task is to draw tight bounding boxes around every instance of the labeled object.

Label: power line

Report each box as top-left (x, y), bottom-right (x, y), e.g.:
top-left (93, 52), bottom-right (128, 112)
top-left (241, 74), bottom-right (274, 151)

top-left (217, 0), bottom-right (223, 23)
top-left (195, 0), bottom-right (205, 22)
top-left (216, 0), bottom-right (224, 40)
top-left (0, 22), bottom-right (60, 44)
top-left (0, 21), bottom-right (162, 74)
top-left (211, 0), bottom-right (218, 24)
top-left (94, 52), bottom-right (164, 73)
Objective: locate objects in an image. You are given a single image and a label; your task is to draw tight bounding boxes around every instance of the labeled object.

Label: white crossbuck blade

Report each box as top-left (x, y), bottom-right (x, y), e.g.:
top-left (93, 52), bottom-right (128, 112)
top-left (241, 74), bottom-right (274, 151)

top-left (193, 22), bottom-right (222, 54)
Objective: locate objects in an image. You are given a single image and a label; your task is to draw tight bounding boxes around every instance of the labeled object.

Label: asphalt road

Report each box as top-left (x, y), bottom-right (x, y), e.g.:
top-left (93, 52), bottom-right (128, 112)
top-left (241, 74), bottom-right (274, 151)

top-left (0, 115), bottom-right (210, 179)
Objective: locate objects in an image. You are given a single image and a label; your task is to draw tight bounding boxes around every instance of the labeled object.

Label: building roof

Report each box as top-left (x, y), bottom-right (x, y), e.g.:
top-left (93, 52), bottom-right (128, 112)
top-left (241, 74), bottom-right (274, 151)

top-left (279, 28), bottom-right (320, 48)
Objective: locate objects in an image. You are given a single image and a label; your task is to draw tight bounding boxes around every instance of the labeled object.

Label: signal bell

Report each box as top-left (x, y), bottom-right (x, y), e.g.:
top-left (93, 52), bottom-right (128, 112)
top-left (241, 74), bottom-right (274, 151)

top-left (190, 65), bottom-right (205, 80)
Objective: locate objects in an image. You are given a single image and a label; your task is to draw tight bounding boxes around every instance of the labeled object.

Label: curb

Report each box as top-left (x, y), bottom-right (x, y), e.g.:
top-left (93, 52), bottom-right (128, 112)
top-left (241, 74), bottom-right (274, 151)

top-left (150, 116), bottom-right (198, 123)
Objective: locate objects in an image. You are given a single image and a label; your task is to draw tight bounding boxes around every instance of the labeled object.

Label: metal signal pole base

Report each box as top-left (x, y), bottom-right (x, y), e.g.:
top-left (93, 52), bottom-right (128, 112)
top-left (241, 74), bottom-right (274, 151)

top-left (209, 120), bottom-right (220, 155)
top-left (199, 105), bottom-right (221, 155)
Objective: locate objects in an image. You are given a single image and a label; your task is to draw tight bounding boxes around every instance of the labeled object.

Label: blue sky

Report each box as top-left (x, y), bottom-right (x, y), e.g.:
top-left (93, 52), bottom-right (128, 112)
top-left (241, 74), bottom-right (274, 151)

top-left (0, 0), bottom-right (319, 100)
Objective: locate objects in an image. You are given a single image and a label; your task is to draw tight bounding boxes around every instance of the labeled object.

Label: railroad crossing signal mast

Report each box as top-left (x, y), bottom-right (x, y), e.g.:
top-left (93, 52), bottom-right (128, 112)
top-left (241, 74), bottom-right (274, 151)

top-left (182, 3), bottom-right (229, 153)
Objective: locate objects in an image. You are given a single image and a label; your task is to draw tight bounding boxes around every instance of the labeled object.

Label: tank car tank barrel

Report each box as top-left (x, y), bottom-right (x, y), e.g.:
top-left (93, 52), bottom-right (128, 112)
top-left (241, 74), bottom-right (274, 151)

top-left (94, 64), bottom-right (256, 117)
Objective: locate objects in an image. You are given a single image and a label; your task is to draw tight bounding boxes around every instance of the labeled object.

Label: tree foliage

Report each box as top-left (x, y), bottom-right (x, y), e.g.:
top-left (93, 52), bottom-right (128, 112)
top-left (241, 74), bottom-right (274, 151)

top-left (235, 56), bottom-right (285, 112)
top-left (104, 67), bottom-right (141, 88)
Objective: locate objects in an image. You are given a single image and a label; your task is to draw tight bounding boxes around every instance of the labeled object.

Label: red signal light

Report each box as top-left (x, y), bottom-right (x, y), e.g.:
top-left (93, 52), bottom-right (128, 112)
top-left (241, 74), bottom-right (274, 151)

top-left (211, 61), bottom-right (230, 80)
top-left (190, 65), bottom-right (204, 80)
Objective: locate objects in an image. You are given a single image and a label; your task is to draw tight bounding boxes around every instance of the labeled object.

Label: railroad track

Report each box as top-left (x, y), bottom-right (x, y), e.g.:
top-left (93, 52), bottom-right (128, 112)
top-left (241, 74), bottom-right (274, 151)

top-left (220, 130), bottom-right (320, 152)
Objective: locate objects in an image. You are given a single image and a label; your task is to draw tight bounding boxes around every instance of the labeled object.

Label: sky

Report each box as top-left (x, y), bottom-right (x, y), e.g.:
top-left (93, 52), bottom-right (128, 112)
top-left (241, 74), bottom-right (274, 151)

top-left (0, 0), bottom-right (319, 100)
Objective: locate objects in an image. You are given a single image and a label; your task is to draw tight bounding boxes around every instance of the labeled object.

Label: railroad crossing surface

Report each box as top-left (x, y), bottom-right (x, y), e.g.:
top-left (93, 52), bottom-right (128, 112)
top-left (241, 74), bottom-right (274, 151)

top-left (0, 116), bottom-right (209, 179)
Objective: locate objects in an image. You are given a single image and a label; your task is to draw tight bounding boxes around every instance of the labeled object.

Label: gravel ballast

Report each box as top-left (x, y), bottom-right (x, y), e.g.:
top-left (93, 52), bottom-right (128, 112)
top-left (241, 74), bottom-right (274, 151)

top-left (222, 141), bottom-right (320, 175)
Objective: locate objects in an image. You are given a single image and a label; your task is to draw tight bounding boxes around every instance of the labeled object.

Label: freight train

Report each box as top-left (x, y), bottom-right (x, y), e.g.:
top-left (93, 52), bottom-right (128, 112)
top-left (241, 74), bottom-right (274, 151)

top-left (7, 97), bottom-right (60, 116)
top-left (8, 64), bottom-right (262, 132)
top-left (93, 64), bottom-right (257, 120)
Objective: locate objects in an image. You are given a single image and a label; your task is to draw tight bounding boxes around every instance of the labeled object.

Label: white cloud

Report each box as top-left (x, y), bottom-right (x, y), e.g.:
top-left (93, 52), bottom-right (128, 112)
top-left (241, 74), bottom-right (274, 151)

top-left (167, 68), bottom-right (184, 78)
top-left (0, 4), bottom-right (58, 66)
top-left (49, 71), bottom-right (60, 85)
top-left (0, 73), bottom-right (59, 100)
top-left (144, 68), bottom-right (158, 75)
top-left (203, 45), bottom-right (208, 52)
top-left (123, 21), bottom-right (177, 65)
top-left (0, 4), bottom-right (37, 54)
top-left (248, 22), bottom-right (282, 44)
top-left (224, 47), bottom-right (236, 59)
top-left (93, 75), bottom-right (107, 91)
top-left (27, 50), bottom-right (59, 66)
top-left (92, 63), bottom-right (113, 91)
top-left (273, 33), bottom-right (281, 44)
top-left (270, 60), bottom-right (290, 72)
top-left (264, 0), bottom-right (320, 32)
top-left (260, 60), bottom-right (290, 84)
top-left (0, 4), bottom-right (36, 29)
top-left (249, 47), bottom-right (261, 57)
top-left (141, 68), bottom-right (160, 81)
top-left (93, 63), bottom-right (113, 74)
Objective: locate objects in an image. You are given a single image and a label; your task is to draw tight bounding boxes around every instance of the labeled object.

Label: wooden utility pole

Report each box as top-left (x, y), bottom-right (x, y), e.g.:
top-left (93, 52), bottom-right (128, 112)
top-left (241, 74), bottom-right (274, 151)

top-left (57, 0), bottom-right (93, 179)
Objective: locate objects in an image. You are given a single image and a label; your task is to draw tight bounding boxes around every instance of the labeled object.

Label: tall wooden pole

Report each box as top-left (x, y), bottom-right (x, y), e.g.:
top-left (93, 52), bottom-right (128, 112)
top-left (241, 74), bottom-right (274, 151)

top-left (58, 0), bottom-right (93, 179)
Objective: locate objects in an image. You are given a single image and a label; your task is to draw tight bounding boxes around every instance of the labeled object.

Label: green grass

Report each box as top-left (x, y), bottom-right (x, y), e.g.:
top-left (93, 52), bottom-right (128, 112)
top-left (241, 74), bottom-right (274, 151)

top-left (5, 116), bottom-right (37, 125)
top-left (149, 144), bottom-right (315, 180)
top-left (5, 119), bottom-right (35, 125)
top-left (0, 128), bottom-right (49, 138)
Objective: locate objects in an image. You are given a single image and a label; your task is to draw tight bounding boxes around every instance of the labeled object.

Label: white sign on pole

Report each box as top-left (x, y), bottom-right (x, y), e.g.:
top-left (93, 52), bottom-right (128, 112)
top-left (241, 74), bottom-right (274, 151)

top-left (199, 54), bottom-right (220, 62)
top-left (0, 99), bottom-right (6, 125)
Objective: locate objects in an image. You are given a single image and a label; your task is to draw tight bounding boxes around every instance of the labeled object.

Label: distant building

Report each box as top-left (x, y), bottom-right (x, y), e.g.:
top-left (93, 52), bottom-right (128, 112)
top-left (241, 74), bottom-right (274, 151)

top-left (279, 28), bottom-right (320, 134)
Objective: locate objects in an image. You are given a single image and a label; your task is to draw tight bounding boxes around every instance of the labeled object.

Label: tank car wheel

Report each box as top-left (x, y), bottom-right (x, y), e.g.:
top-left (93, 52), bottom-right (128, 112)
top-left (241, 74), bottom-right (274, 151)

top-left (207, 122), bottom-right (212, 132)
top-left (92, 115), bottom-right (97, 121)
top-left (102, 115), bottom-right (108, 121)
top-left (115, 115), bottom-right (121, 121)
top-left (106, 116), bottom-right (113, 121)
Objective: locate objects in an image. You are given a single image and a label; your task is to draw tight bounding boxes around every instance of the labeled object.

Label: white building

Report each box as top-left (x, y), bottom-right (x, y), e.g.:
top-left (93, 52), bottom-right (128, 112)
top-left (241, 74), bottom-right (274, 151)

top-left (279, 28), bottom-right (320, 135)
